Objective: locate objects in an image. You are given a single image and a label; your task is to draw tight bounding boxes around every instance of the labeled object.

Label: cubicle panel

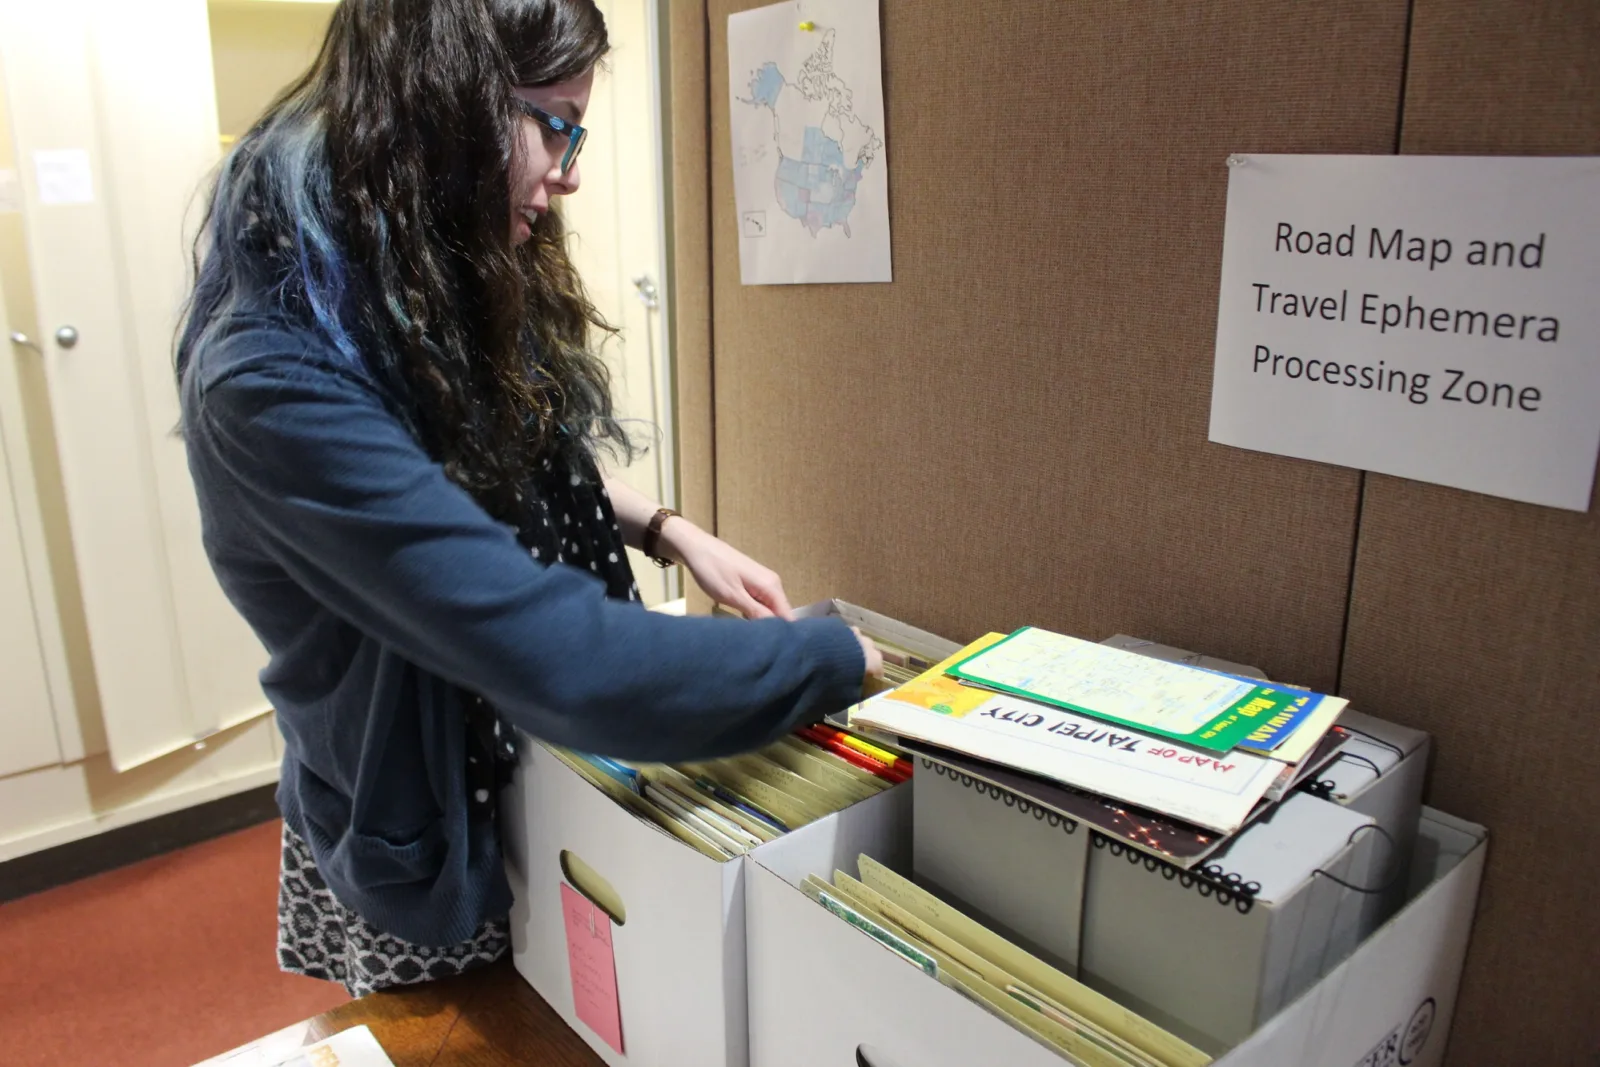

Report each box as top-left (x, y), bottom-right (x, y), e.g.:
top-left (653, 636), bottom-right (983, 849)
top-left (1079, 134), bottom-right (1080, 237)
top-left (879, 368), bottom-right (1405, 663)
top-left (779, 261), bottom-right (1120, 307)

top-left (703, 0), bottom-right (1410, 689)
top-left (1340, 3), bottom-right (1600, 1064)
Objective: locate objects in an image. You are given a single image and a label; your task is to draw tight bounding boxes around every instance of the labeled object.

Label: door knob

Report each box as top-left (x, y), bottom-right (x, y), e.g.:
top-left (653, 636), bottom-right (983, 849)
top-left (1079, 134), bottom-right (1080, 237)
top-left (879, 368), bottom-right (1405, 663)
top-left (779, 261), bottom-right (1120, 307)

top-left (631, 274), bottom-right (659, 310)
top-left (8, 330), bottom-right (42, 354)
top-left (54, 325), bottom-right (80, 349)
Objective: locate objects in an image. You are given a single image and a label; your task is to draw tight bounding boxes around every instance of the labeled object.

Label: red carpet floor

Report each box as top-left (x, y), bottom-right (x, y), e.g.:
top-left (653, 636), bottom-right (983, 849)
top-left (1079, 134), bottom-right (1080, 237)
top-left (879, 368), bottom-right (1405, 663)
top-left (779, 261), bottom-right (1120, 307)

top-left (0, 820), bottom-right (349, 1067)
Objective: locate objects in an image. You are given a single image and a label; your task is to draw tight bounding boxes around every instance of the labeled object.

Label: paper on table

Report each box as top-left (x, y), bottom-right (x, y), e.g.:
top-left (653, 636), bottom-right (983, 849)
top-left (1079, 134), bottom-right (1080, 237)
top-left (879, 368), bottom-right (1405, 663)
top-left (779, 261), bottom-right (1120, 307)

top-left (188, 1023), bottom-right (312, 1067)
top-left (560, 882), bottom-right (625, 1055)
top-left (191, 1025), bottom-right (394, 1067)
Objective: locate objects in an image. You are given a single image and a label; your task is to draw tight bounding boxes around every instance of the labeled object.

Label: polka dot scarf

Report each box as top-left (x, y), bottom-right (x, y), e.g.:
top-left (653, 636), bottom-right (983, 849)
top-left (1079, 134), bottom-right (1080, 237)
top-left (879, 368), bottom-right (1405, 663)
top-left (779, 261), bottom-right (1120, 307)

top-left (465, 446), bottom-right (642, 819)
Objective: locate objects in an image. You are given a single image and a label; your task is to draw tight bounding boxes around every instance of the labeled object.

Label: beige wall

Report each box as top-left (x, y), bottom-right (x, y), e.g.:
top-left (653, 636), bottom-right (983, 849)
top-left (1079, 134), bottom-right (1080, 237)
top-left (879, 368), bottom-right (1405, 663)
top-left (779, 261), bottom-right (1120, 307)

top-left (0, 27), bottom-right (281, 863)
top-left (207, 0), bottom-right (335, 139)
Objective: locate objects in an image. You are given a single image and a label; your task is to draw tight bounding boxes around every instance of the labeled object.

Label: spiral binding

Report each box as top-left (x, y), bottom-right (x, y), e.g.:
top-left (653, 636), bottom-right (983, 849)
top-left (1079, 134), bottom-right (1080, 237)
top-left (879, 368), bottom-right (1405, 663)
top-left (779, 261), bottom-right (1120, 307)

top-left (1295, 750), bottom-right (1384, 802)
top-left (918, 758), bottom-right (1268, 912)
top-left (919, 758), bottom-right (1079, 835)
top-left (1091, 834), bottom-right (1262, 914)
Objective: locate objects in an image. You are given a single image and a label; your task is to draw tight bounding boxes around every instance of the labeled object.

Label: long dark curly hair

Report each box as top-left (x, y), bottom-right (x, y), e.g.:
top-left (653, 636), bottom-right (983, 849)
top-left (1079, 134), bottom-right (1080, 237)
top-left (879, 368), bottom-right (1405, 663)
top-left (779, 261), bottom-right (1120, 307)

top-left (177, 0), bottom-right (634, 524)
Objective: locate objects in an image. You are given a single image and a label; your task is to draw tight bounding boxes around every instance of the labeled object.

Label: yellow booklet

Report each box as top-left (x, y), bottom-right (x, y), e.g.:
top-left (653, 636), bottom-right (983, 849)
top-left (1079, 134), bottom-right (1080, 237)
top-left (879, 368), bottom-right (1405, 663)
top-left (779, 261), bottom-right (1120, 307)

top-left (827, 871), bottom-right (1153, 1067)
top-left (855, 855), bottom-right (1210, 1067)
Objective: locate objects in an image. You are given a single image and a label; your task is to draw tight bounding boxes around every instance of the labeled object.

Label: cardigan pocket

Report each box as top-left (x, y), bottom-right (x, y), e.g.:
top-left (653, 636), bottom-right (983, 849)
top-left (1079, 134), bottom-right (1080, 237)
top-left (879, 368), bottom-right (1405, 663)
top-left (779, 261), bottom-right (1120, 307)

top-left (335, 821), bottom-right (449, 889)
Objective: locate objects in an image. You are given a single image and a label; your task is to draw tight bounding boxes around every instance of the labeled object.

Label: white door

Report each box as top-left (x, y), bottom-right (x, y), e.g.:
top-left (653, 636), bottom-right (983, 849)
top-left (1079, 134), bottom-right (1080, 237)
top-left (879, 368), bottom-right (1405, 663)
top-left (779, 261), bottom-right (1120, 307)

top-left (0, 269), bottom-right (64, 778)
top-left (0, 0), bottom-right (270, 771)
top-left (562, 0), bottom-right (678, 606)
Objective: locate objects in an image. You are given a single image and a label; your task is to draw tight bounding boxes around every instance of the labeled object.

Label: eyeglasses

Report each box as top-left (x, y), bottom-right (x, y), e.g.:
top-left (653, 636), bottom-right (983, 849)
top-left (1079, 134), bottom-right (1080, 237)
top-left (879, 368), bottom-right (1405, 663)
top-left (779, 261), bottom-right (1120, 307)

top-left (515, 99), bottom-right (587, 177)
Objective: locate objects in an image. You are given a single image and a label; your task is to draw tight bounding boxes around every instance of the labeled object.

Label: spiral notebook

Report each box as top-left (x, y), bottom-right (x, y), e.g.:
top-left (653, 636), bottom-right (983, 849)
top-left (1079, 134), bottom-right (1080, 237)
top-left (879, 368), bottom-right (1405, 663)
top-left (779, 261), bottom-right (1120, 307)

top-left (897, 724), bottom-right (1348, 869)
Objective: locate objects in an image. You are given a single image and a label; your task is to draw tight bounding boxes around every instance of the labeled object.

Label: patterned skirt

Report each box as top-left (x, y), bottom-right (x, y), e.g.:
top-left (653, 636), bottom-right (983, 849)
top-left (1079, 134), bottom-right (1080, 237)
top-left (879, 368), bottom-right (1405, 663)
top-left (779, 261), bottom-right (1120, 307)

top-left (275, 823), bottom-right (508, 998)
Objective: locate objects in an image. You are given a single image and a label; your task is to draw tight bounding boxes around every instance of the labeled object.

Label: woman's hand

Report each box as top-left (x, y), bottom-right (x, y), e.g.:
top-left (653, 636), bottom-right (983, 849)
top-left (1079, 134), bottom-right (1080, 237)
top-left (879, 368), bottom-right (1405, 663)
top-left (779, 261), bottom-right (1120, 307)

top-left (854, 627), bottom-right (886, 686)
top-left (663, 520), bottom-right (795, 620)
top-left (658, 515), bottom-right (883, 690)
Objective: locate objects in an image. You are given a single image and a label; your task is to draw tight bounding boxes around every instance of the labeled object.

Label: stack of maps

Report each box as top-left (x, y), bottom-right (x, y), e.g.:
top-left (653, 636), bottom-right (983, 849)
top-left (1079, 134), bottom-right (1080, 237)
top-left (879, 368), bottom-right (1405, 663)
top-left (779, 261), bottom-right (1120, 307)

top-left (848, 627), bottom-right (1351, 869)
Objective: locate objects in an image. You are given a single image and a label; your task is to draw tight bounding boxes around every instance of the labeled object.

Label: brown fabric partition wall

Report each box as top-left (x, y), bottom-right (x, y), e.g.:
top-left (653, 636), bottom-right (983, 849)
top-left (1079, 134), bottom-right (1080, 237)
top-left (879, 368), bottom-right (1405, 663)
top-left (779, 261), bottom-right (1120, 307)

top-left (666, 1), bottom-right (1596, 1061)
top-left (700, 0), bottom-right (1411, 690)
top-left (1338, 3), bottom-right (1600, 1064)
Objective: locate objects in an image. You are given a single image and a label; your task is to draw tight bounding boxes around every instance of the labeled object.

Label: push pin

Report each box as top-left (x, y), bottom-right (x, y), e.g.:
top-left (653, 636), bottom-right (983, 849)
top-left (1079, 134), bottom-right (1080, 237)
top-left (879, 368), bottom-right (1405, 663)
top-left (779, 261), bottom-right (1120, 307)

top-left (799, 20), bottom-right (815, 31)
top-left (1226, 154), bottom-right (1248, 168)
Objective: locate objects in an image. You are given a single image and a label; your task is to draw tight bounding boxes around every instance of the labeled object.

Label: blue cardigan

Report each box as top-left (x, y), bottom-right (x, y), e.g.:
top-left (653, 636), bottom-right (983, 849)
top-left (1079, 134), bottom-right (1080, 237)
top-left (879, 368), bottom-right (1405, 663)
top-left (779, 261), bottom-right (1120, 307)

top-left (180, 312), bottom-right (865, 946)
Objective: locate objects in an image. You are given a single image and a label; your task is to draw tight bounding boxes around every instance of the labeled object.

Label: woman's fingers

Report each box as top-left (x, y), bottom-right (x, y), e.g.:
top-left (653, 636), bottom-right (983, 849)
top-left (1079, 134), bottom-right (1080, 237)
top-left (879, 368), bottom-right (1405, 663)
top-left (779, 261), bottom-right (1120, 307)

top-left (749, 574), bottom-right (794, 620)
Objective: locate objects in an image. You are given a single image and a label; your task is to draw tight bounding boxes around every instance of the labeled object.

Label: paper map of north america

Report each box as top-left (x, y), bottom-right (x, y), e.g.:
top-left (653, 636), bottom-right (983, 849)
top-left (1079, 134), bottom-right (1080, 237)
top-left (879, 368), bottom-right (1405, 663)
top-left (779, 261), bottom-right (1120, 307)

top-left (739, 30), bottom-right (883, 238)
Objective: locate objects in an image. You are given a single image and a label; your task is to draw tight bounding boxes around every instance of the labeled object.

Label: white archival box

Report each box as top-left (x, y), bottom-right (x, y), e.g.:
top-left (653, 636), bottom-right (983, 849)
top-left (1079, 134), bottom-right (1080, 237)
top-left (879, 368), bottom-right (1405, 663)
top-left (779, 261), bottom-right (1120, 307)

top-left (1100, 636), bottom-right (1432, 954)
top-left (911, 753), bottom-right (1089, 974)
top-left (1079, 791), bottom-right (1380, 1051)
top-left (745, 807), bottom-right (1485, 1067)
top-left (793, 598), bottom-right (965, 667)
top-left (1304, 707), bottom-right (1431, 942)
top-left (503, 736), bottom-right (912, 1067)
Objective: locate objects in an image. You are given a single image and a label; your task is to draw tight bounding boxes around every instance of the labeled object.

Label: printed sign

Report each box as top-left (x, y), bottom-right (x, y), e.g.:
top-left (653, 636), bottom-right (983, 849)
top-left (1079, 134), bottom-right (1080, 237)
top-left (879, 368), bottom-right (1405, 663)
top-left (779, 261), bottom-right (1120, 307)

top-left (1210, 154), bottom-right (1600, 511)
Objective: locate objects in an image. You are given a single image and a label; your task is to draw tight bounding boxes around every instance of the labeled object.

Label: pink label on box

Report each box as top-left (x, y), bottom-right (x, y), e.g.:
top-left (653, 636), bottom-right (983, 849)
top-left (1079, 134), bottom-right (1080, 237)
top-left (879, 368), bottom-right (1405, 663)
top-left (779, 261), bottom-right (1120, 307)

top-left (560, 882), bottom-right (624, 1054)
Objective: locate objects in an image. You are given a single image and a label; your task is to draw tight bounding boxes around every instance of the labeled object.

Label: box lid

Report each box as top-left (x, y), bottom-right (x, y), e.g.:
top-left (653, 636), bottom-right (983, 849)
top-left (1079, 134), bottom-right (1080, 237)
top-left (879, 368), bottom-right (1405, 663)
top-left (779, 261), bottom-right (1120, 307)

top-left (1208, 792), bottom-right (1375, 904)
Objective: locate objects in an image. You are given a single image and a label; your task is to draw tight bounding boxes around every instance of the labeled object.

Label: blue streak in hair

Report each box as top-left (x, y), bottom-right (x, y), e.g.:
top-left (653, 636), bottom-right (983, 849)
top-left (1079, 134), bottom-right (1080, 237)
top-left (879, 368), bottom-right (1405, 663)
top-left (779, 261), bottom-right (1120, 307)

top-left (179, 113), bottom-right (367, 383)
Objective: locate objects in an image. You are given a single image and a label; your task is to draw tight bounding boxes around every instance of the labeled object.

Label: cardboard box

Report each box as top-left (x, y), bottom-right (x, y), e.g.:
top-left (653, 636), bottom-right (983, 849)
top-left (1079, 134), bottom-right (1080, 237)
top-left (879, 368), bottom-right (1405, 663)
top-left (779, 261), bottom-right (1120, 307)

top-left (1102, 633), bottom-right (1432, 950)
top-left (795, 599), bottom-right (964, 687)
top-left (1302, 708), bottom-right (1430, 941)
top-left (503, 736), bottom-right (911, 1067)
top-left (911, 752), bottom-right (1088, 973)
top-left (745, 807), bottom-right (1485, 1067)
top-left (1079, 791), bottom-right (1380, 1051)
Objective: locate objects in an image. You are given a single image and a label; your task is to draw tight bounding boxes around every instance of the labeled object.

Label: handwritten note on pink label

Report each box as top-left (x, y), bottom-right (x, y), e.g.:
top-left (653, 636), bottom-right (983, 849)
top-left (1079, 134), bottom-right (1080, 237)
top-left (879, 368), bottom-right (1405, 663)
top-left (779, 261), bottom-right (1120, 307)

top-left (560, 882), bottom-right (624, 1054)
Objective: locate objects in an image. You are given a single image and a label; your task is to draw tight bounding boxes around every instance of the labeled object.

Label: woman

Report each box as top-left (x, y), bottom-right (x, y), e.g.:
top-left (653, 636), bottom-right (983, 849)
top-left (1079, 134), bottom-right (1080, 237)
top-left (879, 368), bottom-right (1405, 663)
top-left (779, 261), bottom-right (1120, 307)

top-left (177, 0), bottom-right (880, 997)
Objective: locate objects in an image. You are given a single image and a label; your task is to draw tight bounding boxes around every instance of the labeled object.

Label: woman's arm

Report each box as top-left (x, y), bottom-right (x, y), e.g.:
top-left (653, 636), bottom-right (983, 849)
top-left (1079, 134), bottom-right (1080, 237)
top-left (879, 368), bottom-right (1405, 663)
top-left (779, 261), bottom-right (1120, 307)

top-left (191, 362), bottom-right (870, 761)
top-left (604, 476), bottom-right (670, 552)
top-left (603, 476), bottom-right (796, 621)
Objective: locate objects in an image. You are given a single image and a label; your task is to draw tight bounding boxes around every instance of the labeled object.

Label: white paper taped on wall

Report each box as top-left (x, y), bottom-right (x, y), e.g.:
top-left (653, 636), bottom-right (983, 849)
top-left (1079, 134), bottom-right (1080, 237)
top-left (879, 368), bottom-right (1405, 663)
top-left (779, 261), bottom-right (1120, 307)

top-left (1208, 153), bottom-right (1600, 512)
top-left (727, 0), bottom-right (893, 285)
top-left (33, 149), bottom-right (95, 206)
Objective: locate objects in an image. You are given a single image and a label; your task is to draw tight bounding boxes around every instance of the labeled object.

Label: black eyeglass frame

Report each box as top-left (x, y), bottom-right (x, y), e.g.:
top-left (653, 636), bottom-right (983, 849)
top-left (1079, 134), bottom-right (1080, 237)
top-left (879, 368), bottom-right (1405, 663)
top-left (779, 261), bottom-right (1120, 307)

top-left (514, 99), bottom-right (588, 177)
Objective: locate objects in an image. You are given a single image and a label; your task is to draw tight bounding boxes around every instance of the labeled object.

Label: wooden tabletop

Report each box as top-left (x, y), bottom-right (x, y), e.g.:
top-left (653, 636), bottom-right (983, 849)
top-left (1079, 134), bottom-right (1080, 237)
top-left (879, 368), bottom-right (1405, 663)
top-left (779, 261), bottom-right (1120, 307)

top-left (302, 960), bottom-right (605, 1067)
